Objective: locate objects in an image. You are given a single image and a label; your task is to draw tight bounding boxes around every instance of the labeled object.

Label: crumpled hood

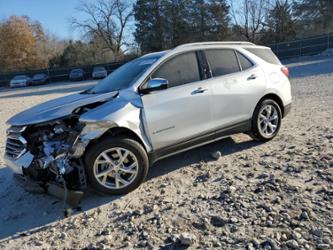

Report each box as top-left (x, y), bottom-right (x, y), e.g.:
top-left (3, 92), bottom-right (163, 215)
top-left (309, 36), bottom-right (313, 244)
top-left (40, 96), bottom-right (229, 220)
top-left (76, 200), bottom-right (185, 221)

top-left (7, 91), bottom-right (118, 126)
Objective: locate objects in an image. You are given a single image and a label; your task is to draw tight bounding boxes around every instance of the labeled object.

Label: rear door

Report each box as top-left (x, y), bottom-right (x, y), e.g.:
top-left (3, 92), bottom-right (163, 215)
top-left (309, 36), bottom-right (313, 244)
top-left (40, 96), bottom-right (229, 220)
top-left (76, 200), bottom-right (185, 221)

top-left (203, 49), bottom-right (266, 129)
top-left (141, 51), bottom-right (213, 150)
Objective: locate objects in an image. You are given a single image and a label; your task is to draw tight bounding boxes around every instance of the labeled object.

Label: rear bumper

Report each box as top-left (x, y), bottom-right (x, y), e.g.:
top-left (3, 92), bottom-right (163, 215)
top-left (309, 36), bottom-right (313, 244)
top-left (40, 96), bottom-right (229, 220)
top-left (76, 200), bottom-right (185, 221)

top-left (283, 103), bottom-right (292, 118)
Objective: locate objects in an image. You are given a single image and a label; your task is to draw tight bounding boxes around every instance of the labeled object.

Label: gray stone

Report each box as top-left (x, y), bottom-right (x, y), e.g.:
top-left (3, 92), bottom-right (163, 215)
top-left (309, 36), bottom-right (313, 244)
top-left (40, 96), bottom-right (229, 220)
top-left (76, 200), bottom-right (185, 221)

top-left (179, 232), bottom-right (196, 246)
top-left (317, 244), bottom-right (331, 250)
top-left (263, 238), bottom-right (279, 250)
top-left (210, 216), bottom-right (226, 227)
top-left (286, 239), bottom-right (299, 249)
top-left (292, 231), bottom-right (302, 240)
top-left (300, 211), bottom-right (310, 221)
top-left (211, 151), bottom-right (222, 160)
top-left (323, 237), bottom-right (331, 244)
top-left (311, 229), bottom-right (323, 237)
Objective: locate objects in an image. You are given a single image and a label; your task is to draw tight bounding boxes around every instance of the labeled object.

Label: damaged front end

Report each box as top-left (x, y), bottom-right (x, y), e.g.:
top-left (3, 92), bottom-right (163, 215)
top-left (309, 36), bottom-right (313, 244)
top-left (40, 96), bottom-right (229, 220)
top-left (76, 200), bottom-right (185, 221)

top-left (5, 116), bottom-right (88, 207)
top-left (4, 88), bottom-right (152, 208)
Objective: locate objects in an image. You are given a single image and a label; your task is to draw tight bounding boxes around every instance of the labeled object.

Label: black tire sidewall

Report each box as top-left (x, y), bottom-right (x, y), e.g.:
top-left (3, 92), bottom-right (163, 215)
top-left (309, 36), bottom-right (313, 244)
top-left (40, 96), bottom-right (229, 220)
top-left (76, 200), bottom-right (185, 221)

top-left (84, 136), bottom-right (149, 195)
top-left (252, 99), bottom-right (282, 141)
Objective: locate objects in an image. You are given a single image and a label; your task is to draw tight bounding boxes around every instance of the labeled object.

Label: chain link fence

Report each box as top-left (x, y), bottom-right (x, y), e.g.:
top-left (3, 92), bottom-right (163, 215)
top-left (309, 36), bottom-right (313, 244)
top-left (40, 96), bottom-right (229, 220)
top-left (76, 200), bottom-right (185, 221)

top-left (0, 60), bottom-right (129, 87)
top-left (1, 33), bottom-right (333, 87)
top-left (269, 33), bottom-right (333, 60)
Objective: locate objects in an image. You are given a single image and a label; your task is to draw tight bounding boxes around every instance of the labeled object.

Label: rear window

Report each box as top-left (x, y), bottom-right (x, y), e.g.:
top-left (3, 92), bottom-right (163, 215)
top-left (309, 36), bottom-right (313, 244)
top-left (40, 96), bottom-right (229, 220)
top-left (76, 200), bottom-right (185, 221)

top-left (244, 48), bottom-right (281, 65)
top-left (236, 51), bottom-right (254, 70)
top-left (94, 67), bottom-right (105, 71)
top-left (205, 49), bottom-right (240, 77)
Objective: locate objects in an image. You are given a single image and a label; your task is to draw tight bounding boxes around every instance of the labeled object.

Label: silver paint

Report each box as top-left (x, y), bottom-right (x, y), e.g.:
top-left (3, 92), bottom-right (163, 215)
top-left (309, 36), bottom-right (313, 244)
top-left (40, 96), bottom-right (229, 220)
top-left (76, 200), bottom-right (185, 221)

top-left (6, 91), bottom-right (118, 126)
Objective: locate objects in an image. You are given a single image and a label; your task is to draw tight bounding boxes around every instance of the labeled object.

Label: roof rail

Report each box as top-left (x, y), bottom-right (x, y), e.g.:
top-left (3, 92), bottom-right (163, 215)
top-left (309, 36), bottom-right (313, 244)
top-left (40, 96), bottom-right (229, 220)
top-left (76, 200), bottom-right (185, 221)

top-left (175, 41), bottom-right (255, 49)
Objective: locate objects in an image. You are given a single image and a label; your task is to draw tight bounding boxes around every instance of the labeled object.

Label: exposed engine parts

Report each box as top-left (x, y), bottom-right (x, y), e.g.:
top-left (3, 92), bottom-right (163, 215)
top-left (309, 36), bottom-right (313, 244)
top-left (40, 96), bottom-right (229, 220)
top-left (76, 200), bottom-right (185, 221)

top-left (5, 89), bottom-right (153, 208)
top-left (8, 117), bottom-right (87, 208)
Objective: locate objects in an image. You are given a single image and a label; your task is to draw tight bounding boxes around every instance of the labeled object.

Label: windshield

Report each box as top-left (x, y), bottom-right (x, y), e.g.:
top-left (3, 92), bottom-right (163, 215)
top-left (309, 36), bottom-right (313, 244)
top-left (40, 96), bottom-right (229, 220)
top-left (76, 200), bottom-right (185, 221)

top-left (33, 74), bottom-right (44, 78)
top-left (86, 56), bottom-right (161, 94)
top-left (94, 67), bottom-right (105, 71)
top-left (14, 75), bottom-right (27, 80)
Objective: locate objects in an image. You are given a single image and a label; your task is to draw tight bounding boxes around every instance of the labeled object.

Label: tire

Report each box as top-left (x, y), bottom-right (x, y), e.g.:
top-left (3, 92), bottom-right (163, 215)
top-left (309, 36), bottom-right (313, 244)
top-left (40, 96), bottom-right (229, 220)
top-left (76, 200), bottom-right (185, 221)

top-left (84, 136), bottom-right (149, 195)
top-left (250, 99), bottom-right (282, 141)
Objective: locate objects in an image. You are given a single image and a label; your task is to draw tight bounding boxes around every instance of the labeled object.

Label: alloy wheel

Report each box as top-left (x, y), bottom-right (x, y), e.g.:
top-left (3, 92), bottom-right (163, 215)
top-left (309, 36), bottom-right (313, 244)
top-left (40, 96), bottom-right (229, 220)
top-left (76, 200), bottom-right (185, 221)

top-left (258, 104), bottom-right (279, 137)
top-left (93, 147), bottom-right (139, 190)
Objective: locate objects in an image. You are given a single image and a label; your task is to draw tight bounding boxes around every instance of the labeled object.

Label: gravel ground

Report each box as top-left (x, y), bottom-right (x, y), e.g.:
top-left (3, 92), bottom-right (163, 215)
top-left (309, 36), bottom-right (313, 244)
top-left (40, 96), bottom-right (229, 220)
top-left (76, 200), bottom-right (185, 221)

top-left (0, 56), bottom-right (332, 249)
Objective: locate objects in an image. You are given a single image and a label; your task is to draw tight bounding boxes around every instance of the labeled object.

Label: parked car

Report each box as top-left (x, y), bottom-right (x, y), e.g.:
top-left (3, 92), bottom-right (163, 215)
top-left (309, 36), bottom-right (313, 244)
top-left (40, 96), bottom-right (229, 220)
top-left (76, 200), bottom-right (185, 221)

top-left (9, 75), bottom-right (31, 88)
top-left (92, 66), bottom-right (108, 79)
top-left (31, 73), bottom-right (49, 85)
top-left (5, 42), bottom-right (292, 199)
top-left (69, 68), bottom-right (85, 81)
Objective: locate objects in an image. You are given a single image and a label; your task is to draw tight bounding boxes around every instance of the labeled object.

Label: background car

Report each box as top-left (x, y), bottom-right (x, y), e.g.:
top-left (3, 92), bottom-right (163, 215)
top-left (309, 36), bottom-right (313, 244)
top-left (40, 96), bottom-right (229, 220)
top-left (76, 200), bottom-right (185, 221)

top-left (31, 73), bottom-right (49, 85)
top-left (69, 68), bottom-right (85, 81)
top-left (92, 66), bottom-right (108, 79)
top-left (9, 75), bottom-right (31, 88)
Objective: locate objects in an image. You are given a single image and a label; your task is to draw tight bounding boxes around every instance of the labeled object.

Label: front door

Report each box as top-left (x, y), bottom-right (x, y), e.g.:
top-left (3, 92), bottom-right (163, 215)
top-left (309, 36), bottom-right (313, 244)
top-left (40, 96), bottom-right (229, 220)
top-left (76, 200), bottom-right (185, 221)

top-left (141, 51), bottom-right (213, 150)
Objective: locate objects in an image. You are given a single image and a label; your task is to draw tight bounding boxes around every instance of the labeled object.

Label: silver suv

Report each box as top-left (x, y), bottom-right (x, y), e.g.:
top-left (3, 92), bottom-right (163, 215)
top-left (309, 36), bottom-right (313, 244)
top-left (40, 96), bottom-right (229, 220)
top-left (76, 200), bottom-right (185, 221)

top-left (5, 42), bottom-right (292, 197)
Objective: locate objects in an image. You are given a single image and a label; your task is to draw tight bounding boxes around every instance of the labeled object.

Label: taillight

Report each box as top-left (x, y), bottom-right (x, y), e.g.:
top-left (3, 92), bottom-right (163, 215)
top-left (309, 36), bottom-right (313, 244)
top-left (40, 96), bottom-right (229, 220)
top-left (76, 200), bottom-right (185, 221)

top-left (281, 66), bottom-right (289, 77)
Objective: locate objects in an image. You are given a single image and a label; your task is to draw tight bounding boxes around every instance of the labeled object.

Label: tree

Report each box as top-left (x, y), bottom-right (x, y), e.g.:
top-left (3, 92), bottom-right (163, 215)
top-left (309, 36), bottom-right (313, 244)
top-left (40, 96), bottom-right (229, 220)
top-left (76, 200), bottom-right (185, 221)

top-left (72, 0), bottom-right (133, 57)
top-left (187, 0), bottom-right (230, 42)
top-left (134, 0), bottom-right (230, 53)
top-left (49, 37), bottom-right (116, 68)
top-left (262, 0), bottom-right (296, 43)
top-left (0, 16), bottom-right (35, 72)
top-left (293, 0), bottom-right (333, 36)
top-left (0, 15), bottom-right (56, 72)
top-left (0, 16), bottom-right (64, 72)
top-left (133, 0), bottom-right (168, 53)
top-left (230, 0), bottom-right (272, 43)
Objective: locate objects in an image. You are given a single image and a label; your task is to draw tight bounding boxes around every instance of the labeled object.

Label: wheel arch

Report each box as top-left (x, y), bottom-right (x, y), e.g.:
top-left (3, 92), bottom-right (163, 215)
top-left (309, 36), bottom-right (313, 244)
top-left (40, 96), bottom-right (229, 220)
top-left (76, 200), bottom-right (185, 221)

top-left (84, 126), bottom-right (149, 154)
top-left (256, 93), bottom-right (285, 117)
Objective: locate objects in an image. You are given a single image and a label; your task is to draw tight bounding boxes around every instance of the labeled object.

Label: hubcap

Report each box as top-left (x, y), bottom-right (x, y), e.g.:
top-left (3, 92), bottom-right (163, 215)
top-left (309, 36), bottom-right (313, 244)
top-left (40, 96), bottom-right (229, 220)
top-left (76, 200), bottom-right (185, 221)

top-left (93, 147), bottom-right (139, 190)
top-left (258, 104), bottom-right (279, 136)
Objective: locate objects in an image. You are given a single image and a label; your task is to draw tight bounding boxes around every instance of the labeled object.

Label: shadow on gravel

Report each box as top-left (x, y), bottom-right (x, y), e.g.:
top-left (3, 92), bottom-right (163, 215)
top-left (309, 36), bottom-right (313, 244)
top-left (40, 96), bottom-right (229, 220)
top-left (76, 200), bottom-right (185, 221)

top-left (286, 57), bottom-right (333, 78)
top-left (148, 136), bottom-right (261, 180)
top-left (0, 166), bottom-right (121, 240)
top-left (0, 136), bottom-right (260, 240)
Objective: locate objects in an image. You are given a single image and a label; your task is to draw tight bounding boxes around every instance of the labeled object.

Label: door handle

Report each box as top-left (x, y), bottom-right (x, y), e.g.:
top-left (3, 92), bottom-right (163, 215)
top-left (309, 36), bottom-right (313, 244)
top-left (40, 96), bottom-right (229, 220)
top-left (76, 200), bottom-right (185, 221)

top-left (247, 74), bottom-right (257, 81)
top-left (191, 87), bottom-right (208, 95)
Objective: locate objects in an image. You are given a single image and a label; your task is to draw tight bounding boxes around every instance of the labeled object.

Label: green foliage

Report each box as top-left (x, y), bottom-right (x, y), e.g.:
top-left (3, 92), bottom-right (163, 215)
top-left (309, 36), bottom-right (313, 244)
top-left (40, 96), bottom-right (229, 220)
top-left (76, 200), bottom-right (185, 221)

top-left (293, 0), bottom-right (333, 35)
top-left (134, 0), bottom-right (230, 53)
top-left (262, 0), bottom-right (296, 43)
top-left (49, 37), bottom-right (115, 68)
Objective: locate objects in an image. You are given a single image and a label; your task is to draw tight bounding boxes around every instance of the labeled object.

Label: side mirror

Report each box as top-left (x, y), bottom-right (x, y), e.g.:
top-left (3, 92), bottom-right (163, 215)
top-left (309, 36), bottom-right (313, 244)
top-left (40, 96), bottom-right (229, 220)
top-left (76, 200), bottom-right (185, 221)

top-left (140, 78), bottom-right (168, 94)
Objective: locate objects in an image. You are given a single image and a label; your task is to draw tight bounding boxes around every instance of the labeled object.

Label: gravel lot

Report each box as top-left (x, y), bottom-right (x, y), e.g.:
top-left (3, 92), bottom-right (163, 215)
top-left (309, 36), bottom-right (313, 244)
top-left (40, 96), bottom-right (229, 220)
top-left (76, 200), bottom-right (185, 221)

top-left (0, 56), bottom-right (332, 249)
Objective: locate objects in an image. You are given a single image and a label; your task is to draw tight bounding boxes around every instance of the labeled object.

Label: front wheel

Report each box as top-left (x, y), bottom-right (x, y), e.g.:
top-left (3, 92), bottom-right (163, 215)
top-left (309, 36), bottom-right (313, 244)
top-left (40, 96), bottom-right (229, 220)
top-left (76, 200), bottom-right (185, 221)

top-left (250, 99), bottom-right (282, 141)
top-left (84, 136), bottom-right (149, 195)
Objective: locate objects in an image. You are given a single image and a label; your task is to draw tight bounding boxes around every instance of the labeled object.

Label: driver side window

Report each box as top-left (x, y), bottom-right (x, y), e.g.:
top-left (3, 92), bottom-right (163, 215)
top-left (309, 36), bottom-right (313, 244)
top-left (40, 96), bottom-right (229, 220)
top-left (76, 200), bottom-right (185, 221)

top-left (152, 52), bottom-right (201, 88)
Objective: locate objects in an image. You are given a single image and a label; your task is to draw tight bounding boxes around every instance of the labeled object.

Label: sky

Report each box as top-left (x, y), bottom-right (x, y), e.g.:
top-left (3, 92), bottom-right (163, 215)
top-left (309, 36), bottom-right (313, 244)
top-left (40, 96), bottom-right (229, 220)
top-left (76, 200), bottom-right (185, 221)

top-left (0, 0), bottom-right (94, 40)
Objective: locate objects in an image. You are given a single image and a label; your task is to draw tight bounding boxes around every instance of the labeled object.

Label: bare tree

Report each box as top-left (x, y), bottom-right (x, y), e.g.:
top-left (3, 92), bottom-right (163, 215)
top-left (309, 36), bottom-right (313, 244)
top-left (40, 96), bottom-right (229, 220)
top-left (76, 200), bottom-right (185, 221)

top-left (230, 0), bottom-right (272, 42)
top-left (72, 0), bottom-right (133, 57)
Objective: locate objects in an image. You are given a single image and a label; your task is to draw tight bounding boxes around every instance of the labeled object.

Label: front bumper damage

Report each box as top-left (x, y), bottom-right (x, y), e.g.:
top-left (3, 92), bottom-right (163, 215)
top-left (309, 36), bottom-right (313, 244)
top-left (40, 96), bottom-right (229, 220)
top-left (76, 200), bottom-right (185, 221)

top-left (4, 151), bottom-right (33, 175)
top-left (4, 90), bottom-right (153, 210)
top-left (3, 123), bottom-right (108, 208)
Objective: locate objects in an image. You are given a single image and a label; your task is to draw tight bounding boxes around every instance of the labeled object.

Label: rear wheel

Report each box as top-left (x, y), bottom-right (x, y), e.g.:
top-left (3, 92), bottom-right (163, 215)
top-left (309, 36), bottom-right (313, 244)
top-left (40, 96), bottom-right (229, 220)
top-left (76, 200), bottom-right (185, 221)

top-left (84, 136), bottom-right (149, 195)
top-left (250, 99), bottom-right (282, 141)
